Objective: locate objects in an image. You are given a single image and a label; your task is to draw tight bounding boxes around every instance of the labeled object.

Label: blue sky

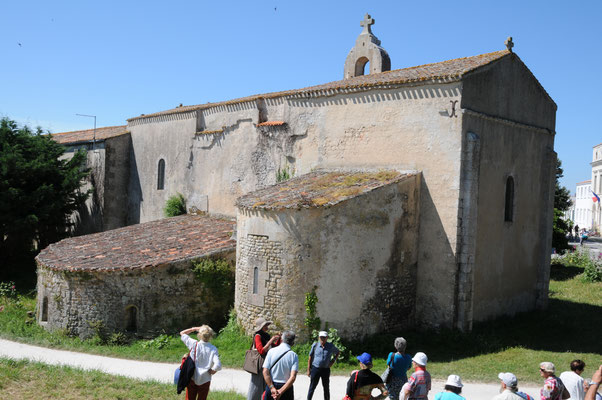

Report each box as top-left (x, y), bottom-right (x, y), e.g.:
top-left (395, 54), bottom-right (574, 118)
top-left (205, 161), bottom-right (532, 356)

top-left (1, 0), bottom-right (600, 192)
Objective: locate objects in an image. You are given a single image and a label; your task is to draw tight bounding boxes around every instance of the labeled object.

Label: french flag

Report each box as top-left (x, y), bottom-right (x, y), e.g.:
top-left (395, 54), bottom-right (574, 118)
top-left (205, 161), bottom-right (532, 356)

top-left (592, 190), bottom-right (600, 203)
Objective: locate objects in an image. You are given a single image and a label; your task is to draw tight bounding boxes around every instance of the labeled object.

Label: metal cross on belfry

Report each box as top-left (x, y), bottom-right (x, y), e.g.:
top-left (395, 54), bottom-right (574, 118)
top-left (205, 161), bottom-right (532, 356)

top-left (505, 36), bottom-right (514, 52)
top-left (360, 13), bottom-right (375, 34)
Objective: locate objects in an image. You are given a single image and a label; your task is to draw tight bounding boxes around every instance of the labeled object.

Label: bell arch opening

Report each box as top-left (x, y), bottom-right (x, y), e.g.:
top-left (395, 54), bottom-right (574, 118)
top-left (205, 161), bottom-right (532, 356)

top-left (354, 57), bottom-right (370, 76)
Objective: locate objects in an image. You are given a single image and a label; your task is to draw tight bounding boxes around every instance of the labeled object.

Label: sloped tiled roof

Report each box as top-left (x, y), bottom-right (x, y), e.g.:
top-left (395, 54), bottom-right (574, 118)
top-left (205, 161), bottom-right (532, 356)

top-left (36, 215), bottom-right (236, 272)
top-left (576, 180), bottom-right (591, 185)
top-left (236, 170), bottom-right (417, 210)
top-left (51, 125), bottom-right (129, 144)
top-left (129, 50), bottom-right (511, 122)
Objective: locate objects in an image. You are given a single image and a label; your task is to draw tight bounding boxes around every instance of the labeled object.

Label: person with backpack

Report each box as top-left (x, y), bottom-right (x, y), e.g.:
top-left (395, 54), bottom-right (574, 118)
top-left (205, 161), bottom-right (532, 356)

top-left (345, 352), bottom-right (388, 400)
top-left (540, 362), bottom-right (569, 400)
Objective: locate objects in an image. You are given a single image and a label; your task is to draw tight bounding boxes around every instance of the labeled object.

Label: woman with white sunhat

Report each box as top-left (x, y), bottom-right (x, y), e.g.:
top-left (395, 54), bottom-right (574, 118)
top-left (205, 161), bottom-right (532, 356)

top-left (434, 375), bottom-right (465, 400)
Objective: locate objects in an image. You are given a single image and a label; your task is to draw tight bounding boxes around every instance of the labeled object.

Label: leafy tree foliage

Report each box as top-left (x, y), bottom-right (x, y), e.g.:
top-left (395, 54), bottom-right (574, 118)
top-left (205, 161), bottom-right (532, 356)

top-left (0, 118), bottom-right (90, 282)
top-left (552, 159), bottom-right (572, 253)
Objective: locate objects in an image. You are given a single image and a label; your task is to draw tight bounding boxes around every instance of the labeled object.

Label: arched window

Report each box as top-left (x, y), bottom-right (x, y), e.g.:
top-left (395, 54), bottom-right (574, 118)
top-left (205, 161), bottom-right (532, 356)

top-left (41, 296), bottom-right (48, 322)
top-left (504, 176), bottom-right (514, 222)
top-left (157, 159), bottom-right (165, 190)
top-left (125, 306), bottom-right (137, 332)
top-left (252, 267), bottom-right (259, 294)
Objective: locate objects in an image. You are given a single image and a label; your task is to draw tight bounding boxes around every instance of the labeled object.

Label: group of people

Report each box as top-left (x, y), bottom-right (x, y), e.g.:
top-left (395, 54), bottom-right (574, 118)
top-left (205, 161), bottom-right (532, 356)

top-left (177, 319), bottom-right (602, 400)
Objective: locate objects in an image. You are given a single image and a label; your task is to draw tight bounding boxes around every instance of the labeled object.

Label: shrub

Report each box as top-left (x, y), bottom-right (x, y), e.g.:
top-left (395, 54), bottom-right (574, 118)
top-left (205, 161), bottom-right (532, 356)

top-left (304, 288), bottom-right (321, 333)
top-left (163, 193), bottom-right (187, 217)
top-left (141, 333), bottom-right (171, 349)
top-left (107, 332), bottom-right (130, 346)
top-left (583, 259), bottom-right (602, 282)
top-left (276, 165), bottom-right (293, 183)
top-left (0, 281), bottom-right (17, 299)
top-left (192, 258), bottom-right (234, 293)
top-left (555, 248), bottom-right (602, 282)
top-left (311, 327), bottom-right (350, 362)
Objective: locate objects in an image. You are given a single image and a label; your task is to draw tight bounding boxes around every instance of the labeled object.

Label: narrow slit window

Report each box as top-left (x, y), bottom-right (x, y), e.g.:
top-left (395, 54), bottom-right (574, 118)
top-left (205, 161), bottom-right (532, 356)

top-left (157, 159), bottom-right (165, 190)
top-left (252, 267), bottom-right (259, 294)
top-left (504, 176), bottom-right (514, 222)
top-left (41, 296), bottom-right (48, 322)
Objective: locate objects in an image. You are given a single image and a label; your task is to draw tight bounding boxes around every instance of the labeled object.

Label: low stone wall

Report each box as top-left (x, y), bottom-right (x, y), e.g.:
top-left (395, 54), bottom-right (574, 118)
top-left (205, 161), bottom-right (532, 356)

top-left (36, 252), bottom-right (235, 338)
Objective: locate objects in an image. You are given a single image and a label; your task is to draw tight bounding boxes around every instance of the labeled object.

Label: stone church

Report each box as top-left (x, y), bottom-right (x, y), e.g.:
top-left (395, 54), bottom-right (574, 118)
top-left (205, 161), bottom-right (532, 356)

top-left (36, 15), bottom-right (557, 339)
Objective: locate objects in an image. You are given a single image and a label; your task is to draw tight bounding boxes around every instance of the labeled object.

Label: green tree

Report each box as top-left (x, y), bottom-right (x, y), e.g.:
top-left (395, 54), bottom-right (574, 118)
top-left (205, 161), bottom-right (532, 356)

top-left (0, 118), bottom-right (90, 282)
top-left (552, 159), bottom-right (572, 253)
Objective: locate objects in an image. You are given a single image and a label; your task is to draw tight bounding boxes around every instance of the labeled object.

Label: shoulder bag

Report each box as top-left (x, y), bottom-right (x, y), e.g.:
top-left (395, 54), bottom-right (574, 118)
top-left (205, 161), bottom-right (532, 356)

top-left (380, 352), bottom-right (393, 385)
top-left (243, 334), bottom-right (264, 374)
top-left (343, 370), bottom-right (359, 400)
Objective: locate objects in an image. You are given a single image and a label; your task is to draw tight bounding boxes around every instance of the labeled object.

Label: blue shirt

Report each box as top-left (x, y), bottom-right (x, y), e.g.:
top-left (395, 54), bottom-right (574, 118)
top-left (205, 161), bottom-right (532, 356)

top-left (309, 341), bottom-right (340, 368)
top-left (386, 352), bottom-right (412, 379)
top-left (434, 392), bottom-right (465, 400)
top-left (263, 343), bottom-right (299, 384)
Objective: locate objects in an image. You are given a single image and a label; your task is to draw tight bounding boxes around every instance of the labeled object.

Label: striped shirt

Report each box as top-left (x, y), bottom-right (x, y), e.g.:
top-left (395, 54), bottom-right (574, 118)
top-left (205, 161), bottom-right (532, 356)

top-left (407, 367), bottom-right (431, 399)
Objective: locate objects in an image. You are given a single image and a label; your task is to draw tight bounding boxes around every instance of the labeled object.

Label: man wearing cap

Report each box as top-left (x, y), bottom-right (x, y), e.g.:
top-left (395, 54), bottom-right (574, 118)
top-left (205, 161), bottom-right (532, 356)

top-left (307, 330), bottom-right (340, 400)
top-left (540, 362), bottom-right (568, 400)
top-left (403, 352), bottom-right (431, 399)
top-left (493, 372), bottom-right (530, 400)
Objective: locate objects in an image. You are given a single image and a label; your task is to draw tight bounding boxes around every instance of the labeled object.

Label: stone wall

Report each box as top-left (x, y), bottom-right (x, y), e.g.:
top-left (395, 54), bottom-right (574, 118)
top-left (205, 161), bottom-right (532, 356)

top-left (102, 133), bottom-right (131, 230)
top-left (36, 251), bottom-right (235, 338)
top-left (129, 83), bottom-right (464, 329)
top-left (235, 174), bottom-right (420, 339)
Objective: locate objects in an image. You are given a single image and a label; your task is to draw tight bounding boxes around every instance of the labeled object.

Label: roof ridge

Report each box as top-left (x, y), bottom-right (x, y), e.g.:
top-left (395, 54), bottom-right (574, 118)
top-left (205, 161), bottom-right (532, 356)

top-left (51, 125), bottom-right (127, 136)
top-left (128, 49), bottom-right (512, 122)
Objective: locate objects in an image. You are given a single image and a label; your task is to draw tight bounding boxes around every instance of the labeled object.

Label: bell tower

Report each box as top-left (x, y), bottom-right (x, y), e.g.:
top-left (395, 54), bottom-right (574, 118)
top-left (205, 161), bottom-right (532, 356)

top-left (344, 14), bottom-right (391, 79)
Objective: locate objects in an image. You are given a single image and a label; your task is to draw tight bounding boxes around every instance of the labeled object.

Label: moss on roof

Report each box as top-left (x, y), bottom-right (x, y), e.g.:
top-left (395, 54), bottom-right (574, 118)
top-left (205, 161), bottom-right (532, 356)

top-left (236, 170), bottom-right (416, 210)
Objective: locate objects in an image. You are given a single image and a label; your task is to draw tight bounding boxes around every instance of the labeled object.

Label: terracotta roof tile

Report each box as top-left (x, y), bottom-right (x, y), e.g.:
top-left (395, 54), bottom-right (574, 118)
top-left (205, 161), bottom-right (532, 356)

top-left (50, 125), bottom-right (129, 144)
top-left (257, 121), bottom-right (286, 127)
top-left (236, 170), bottom-right (417, 210)
top-left (36, 215), bottom-right (235, 271)
top-left (129, 50), bottom-right (511, 122)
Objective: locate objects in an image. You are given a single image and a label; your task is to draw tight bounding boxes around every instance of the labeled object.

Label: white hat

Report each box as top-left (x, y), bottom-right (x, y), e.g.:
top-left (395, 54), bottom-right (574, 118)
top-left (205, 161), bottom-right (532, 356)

top-left (445, 374), bottom-right (463, 388)
top-left (318, 331), bottom-right (328, 337)
top-left (498, 372), bottom-right (518, 388)
top-left (412, 352), bottom-right (428, 366)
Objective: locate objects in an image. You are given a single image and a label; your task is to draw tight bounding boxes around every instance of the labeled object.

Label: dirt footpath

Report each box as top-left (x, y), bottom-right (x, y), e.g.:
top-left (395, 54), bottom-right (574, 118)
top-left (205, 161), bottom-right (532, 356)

top-left (0, 339), bottom-right (541, 399)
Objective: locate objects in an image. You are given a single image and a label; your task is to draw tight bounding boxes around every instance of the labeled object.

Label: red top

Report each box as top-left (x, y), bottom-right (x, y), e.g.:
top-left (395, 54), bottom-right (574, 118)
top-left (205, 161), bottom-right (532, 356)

top-left (254, 334), bottom-right (268, 356)
top-left (254, 334), bottom-right (280, 356)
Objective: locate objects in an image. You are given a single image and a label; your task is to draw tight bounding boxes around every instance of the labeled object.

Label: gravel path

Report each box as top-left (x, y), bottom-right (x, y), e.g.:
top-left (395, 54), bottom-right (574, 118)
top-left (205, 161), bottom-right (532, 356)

top-left (0, 338), bottom-right (541, 399)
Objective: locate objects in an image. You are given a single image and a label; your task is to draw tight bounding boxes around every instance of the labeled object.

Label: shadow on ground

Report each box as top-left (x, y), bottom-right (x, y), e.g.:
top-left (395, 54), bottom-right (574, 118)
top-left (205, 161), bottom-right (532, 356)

top-left (347, 298), bottom-right (601, 363)
top-left (550, 264), bottom-right (583, 281)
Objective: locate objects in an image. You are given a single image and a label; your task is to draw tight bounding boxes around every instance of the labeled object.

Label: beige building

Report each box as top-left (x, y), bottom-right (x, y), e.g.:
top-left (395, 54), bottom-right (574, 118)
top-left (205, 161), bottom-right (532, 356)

top-left (41, 16), bottom-right (557, 336)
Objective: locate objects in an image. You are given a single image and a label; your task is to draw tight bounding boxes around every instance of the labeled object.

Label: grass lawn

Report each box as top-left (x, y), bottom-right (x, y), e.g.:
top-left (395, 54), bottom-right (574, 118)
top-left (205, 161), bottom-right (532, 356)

top-left (1, 262), bottom-right (600, 385)
top-left (0, 358), bottom-right (245, 399)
